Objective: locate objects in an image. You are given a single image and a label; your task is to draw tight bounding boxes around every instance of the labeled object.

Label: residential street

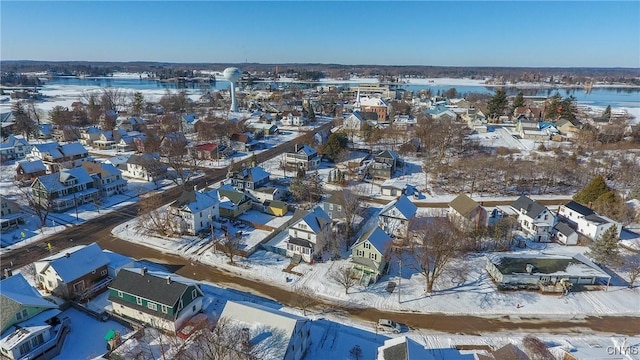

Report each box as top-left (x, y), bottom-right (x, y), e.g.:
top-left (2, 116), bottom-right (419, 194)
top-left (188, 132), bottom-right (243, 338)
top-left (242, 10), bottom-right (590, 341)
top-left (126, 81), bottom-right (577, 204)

top-left (1, 120), bottom-right (637, 336)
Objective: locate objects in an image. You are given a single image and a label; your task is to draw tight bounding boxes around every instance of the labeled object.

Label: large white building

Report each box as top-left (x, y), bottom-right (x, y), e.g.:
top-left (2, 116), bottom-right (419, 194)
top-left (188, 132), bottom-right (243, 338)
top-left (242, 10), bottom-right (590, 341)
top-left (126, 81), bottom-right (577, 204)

top-left (558, 201), bottom-right (622, 241)
top-left (510, 196), bottom-right (556, 242)
top-left (167, 188), bottom-right (219, 236)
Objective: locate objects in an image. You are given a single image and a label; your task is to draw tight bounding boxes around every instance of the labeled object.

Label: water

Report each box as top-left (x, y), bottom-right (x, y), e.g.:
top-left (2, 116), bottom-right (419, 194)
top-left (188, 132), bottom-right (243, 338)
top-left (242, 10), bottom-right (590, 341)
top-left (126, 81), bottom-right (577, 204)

top-left (44, 77), bottom-right (639, 110)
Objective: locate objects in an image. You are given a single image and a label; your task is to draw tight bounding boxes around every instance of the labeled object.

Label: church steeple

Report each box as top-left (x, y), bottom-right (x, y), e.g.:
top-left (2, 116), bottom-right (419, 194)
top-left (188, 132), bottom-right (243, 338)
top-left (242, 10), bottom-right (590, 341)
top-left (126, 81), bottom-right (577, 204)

top-left (354, 89), bottom-right (362, 111)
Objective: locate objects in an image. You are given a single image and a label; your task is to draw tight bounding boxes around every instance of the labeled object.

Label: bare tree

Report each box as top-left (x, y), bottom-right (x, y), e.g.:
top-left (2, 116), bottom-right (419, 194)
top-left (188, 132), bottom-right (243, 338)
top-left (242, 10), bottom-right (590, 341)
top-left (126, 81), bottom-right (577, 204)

top-left (521, 335), bottom-right (554, 360)
top-left (336, 189), bottom-right (365, 248)
top-left (136, 195), bottom-right (174, 237)
top-left (330, 265), bottom-right (358, 294)
top-left (162, 135), bottom-right (202, 189)
top-left (218, 230), bottom-right (244, 266)
top-left (17, 182), bottom-right (52, 230)
top-left (100, 87), bottom-right (129, 112)
top-left (409, 216), bottom-right (468, 294)
top-left (180, 317), bottom-right (288, 360)
top-left (620, 249), bottom-right (640, 289)
top-left (290, 285), bottom-right (318, 316)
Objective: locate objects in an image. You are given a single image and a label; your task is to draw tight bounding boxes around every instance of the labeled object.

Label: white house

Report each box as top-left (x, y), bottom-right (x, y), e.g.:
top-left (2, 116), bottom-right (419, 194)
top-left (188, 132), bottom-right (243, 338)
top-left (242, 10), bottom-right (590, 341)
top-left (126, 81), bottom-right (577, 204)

top-left (557, 201), bottom-right (622, 241)
top-left (219, 300), bottom-right (312, 360)
top-left (510, 196), bottom-right (555, 242)
top-left (343, 111), bottom-right (365, 131)
top-left (286, 207), bottom-right (332, 263)
top-left (554, 222), bottom-right (579, 246)
top-left (120, 153), bottom-right (166, 182)
top-left (280, 111), bottom-right (307, 126)
top-left (167, 188), bottom-right (219, 235)
top-left (0, 135), bottom-right (31, 162)
top-left (29, 142), bottom-right (89, 173)
top-left (378, 195), bottom-right (417, 238)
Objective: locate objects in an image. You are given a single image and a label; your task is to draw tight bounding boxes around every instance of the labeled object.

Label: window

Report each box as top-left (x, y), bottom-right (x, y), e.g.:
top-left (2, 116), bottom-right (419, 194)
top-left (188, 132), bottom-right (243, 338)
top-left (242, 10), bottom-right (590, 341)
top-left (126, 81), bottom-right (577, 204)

top-left (19, 342), bottom-right (31, 355)
top-left (178, 299), bottom-right (183, 310)
top-left (329, 204), bottom-right (333, 210)
top-left (161, 305), bottom-right (168, 314)
top-left (192, 305), bottom-right (196, 312)
top-left (31, 334), bottom-right (44, 348)
top-left (147, 302), bottom-right (158, 311)
top-left (192, 289), bottom-right (197, 299)
top-left (136, 297), bottom-right (142, 306)
top-left (101, 269), bottom-right (108, 276)
top-left (357, 250), bottom-right (364, 257)
top-left (370, 253), bottom-right (378, 261)
top-left (364, 242), bottom-right (370, 249)
top-left (92, 270), bottom-right (96, 274)
top-left (117, 291), bottom-right (123, 298)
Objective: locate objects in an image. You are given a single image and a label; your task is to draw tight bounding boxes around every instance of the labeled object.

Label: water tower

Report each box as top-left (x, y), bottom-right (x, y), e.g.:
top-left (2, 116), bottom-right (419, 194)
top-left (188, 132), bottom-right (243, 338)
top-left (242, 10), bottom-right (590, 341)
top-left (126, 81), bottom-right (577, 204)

top-left (223, 67), bottom-right (242, 112)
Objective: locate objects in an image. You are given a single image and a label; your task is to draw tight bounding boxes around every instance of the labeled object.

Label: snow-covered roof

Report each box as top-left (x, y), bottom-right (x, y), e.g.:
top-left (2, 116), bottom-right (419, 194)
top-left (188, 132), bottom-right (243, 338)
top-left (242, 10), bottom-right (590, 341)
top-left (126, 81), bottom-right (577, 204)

top-left (0, 324), bottom-right (51, 351)
top-left (37, 243), bottom-right (109, 283)
top-left (380, 195), bottom-right (417, 220)
top-left (0, 135), bottom-right (30, 149)
top-left (238, 166), bottom-right (270, 183)
top-left (359, 96), bottom-right (388, 107)
top-left (293, 206), bottom-right (331, 234)
top-left (354, 227), bottom-right (391, 252)
top-left (34, 167), bottom-right (93, 192)
top-left (0, 273), bottom-right (58, 309)
top-left (103, 250), bottom-right (135, 271)
top-left (486, 253), bottom-right (610, 279)
top-left (170, 188), bottom-right (219, 213)
top-left (16, 160), bottom-right (46, 174)
top-left (296, 144), bottom-right (317, 157)
top-left (32, 142), bottom-right (63, 159)
top-left (59, 142), bottom-right (88, 156)
top-left (220, 300), bottom-right (307, 359)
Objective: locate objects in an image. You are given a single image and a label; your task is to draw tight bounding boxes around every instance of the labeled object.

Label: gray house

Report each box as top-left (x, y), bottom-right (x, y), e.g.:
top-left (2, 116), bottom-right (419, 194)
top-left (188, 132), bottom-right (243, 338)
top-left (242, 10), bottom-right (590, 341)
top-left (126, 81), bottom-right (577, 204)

top-left (323, 191), bottom-right (346, 220)
top-left (368, 150), bottom-right (401, 179)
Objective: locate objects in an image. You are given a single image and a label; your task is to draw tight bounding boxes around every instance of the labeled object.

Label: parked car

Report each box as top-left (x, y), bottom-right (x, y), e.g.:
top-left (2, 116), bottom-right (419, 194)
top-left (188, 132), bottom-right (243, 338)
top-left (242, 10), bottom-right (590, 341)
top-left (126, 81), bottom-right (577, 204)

top-left (377, 319), bottom-right (401, 333)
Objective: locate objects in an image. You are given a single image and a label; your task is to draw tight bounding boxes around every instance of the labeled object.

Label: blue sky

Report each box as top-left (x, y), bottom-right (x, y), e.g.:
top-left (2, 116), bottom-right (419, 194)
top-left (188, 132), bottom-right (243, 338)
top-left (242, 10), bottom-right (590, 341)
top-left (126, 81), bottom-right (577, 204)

top-left (1, 1), bottom-right (639, 67)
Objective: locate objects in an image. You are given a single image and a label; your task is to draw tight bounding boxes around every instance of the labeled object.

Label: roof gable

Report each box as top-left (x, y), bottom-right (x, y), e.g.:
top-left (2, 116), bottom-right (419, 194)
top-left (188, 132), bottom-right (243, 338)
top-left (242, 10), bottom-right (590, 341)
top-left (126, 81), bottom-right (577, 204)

top-left (380, 195), bottom-right (417, 220)
top-left (511, 195), bottom-right (548, 218)
top-left (37, 243), bottom-right (109, 282)
top-left (449, 194), bottom-right (480, 217)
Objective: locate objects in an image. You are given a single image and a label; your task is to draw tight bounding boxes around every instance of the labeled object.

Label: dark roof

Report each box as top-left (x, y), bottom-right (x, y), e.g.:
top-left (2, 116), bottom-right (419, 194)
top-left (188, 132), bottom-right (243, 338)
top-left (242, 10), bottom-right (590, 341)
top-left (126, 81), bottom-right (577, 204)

top-left (449, 194), bottom-right (480, 217)
top-left (172, 188), bottom-right (196, 208)
top-left (584, 214), bottom-right (608, 224)
top-left (108, 268), bottom-right (199, 320)
top-left (382, 340), bottom-right (408, 360)
top-left (288, 237), bottom-right (313, 248)
top-left (325, 191), bottom-right (346, 207)
top-left (511, 195), bottom-right (547, 218)
top-left (555, 222), bottom-right (576, 237)
top-left (563, 201), bottom-right (594, 216)
top-left (491, 343), bottom-right (529, 360)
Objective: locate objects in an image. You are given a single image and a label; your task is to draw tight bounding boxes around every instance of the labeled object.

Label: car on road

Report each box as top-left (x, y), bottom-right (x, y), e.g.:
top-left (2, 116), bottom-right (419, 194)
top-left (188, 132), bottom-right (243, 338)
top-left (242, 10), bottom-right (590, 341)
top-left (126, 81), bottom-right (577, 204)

top-left (377, 319), bottom-right (401, 333)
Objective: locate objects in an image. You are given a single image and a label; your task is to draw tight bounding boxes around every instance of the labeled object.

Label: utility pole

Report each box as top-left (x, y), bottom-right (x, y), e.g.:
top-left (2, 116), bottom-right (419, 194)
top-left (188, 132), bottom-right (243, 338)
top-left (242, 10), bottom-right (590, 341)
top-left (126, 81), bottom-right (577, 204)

top-left (73, 192), bottom-right (78, 223)
top-left (398, 259), bottom-right (402, 303)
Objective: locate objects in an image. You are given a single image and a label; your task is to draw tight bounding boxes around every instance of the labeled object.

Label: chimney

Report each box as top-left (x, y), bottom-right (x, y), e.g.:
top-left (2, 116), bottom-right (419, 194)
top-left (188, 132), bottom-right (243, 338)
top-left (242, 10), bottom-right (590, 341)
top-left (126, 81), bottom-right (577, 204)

top-left (587, 201), bottom-right (593, 209)
top-left (166, 275), bottom-right (171, 285)
top-left (65, 253), bottom-right (70, 258)
top-left (3, 268), bottom-right (13, 278)
top-left (142, 267), bottom-right (147, 275)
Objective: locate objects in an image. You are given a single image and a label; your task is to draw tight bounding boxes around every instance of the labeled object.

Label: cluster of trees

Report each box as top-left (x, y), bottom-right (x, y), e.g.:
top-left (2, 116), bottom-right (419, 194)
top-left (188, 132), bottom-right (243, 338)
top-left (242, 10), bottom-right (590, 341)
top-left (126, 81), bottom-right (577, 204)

top-left (587, 225), bottom-right (640, 288)
top-left (0, 73), bottom-right (42, 86)
top-left (573, 175), bottom-right (636, 225)
top-left (289, 171), bottom-right (324, 203)
top-left (544, 93), bottom-right (578, 121)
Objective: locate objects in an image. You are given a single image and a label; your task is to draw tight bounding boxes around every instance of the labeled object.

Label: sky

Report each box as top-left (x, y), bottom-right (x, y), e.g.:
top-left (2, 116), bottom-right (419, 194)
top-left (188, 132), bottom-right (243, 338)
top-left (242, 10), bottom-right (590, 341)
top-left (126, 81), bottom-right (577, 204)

top-left (1, 1), bottom-right (639, 68)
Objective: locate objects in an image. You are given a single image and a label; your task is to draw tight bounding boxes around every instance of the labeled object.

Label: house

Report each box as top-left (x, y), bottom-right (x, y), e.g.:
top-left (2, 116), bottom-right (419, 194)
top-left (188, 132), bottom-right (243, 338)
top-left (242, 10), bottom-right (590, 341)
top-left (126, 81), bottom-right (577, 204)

top-left (219, 300), bottom-right (312, 360)
top-left (510, 196), bottom-right (555, 242)
top-left (515, 119), bottom-right (548, 140)
top-left (108, 268), bottom-right (204, 334)
top-left (556, 118), bottom-right (579, 135)
top-left (485, 253), bottom-right (611, 292)
top-left (216, 184), bottom-right (253, 218)
top-left (376, 336), bottom-right (438, 360)
top-left (280, 110), bottom-right (307, 126)
top-left (380, 179), bottom-right (421, 198)
top-left (0, 135), bottom-right (31, 162)
top-left (0, 196), bottom-right (26, 232)
top-left (350, 227), bottom-right (392, 285)
top-left (284, 144), bottom-right (320, 171)
top-left (34, 243), bottom-right (111, 300)
top-left (554, 221), bottom-right (579, 246)
top-left (247, 186), bottom-right (286, 203)
top-left (312, 128), bottom-right (331, 146)
top-left (228, 166), bottom-right (271, 191)
top-left (92, 130), bottom-right (118, 150)
top-left (0, 314), bottom-right (70, 360)
top-left (286, 207), bottom-right (332, 263)
top-left (29, 141), bottom-right (89, 173)
top-left (117, 117), bottom-right (146, 132)
top-left (120, 153), bottom-right (166, 182)
top-left (15, 160), bottom-right (46, 183)
top-left (79, 126), bottom-right (102, 147)
top-left (0, 273), bottom-right (58, 333)
top-left (343, 111), bottom-right (366, 131)
top-left (378, 195), bottom-right (417, 238)
top-left (160, 132), bottom-right (188, 156)
top-left (189, 143), bottom-right (219, 160)
top-left (229, 133), bottom-right (259, 152)
top-left (248, 122), bottom-right (279, 135)
top-left (513, 106), bottom-right (542, 121)
top-left (31, 167), bottom-right (100, 212)
top-left (82, 160), bottom-right (128, 197)
top-left (368, 150), bottom-right (401, 180)
top-left (447, 194), bottom-right (488, 231)
top-left (557, 201), bottom-right (622, 241)
top-left (263, 200), bottom-right (288, 217)
top-left (36, 124), bottom-right (53, 140)
top-left (323, 191), bottom-right (347, 220)
top-left (167, 187), bottom-right (219, 235)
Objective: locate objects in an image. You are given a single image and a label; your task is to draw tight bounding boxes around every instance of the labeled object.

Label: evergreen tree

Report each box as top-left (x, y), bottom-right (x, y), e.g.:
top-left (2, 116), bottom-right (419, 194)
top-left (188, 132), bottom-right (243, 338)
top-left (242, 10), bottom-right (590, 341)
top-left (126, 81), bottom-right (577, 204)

top-left (559, 95), bottom-right (578, 121)
top-left (12, 102), bottom-right (37, 140)
top-left (602, 105), bottom-right (611, 121)
top-left (573, 175), bottom-right (610, 205)
top-left (593, 190), bottom-right (625, 222)
top-left (586, 225), bottom-right (621, 266)
top-left (512, 91), bottom-right (526, 110)
top-left (487, 88), bottom-right (507, 119)
top-left (544, 93), bottom-right (562, 120)
top-left (132, 91), bottom-right (145, 116)
top-left (321, 132), bottom-right (348, 162)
